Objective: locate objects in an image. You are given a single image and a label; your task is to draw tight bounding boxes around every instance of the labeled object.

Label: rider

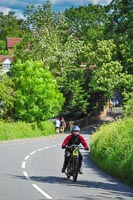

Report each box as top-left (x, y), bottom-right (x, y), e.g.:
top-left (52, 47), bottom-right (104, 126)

top-left (61, 125), bottom-right (89, 174)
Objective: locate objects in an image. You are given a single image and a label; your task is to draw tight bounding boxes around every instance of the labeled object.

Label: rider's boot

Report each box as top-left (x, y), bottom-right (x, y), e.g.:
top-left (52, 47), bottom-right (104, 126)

top-left (78, 168), bottom-right (83, 174)
top-left (61, 166), bottom-right (66, 173)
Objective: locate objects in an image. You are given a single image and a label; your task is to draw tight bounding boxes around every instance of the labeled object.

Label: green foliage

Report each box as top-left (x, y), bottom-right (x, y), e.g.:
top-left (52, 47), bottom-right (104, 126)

top-left (0, 120), bottom-right (55, 140)
top-left (0, 11), bottom-right (24, 40)
top-left (1, 0), bottom-right (132, 120)
top-left (122, 92), bottom-right (133, 118)
top-left (105, 0), bottom-right (133, 73)
top-left (0, 40), bottom-right (6, 50)
top-left (0, 73), bottom-right (15, 118)
top-left (14, 32), bottom-right (34, 63)
top-left (11, 60), bottom-right (64, 122)
top-left (89, 61), bottom-right (123, 98)
top-left (87, 40), bottom-right (132, 102)
top-left (0, 11), bottom-right (24, 55)
top-left (60, 69), bottom-right (90, 117)
top-left (64, 4), bottom-right (107, 42)
top-left (90, 118), bottom-right (133, 186)
top-left (84, 39), bottom-right (116, 66)
top-left (0, 40), bottom-right (10, 54)
top-left (17, 0), bottom-right (88, 118)
top-left (20, 0), bottom-right (67, 65)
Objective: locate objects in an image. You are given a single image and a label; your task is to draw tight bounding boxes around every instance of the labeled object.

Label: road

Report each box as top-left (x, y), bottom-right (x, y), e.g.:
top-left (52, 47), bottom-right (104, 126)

top-left (0, 127), bottom-right (133, 200)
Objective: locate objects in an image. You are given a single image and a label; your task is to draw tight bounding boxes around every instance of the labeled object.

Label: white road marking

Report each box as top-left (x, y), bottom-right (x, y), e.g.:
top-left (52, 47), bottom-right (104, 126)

top-left (51, 145), bottom-right (57, 148)
top-left (37, 148), bottom-right (43, 151)
top-left (22, 161), bottom-right (26, 169)
top-left (44, 147), bottom-right (50, 149)
top-left (32, 184), bottom-right (53, 199)
top-left (25, 155), bottom-right (30, 160)
top-left (30, 150), bottom-right (36, 155)
top-left (22, 144), bottom-right (60, 199)
top-left (23, 171), bottom-right (30, 180)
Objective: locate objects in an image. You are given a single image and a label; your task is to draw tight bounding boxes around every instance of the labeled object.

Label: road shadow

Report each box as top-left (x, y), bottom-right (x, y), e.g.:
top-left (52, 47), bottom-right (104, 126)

top-left (8, 170), bottom-right (133, 199)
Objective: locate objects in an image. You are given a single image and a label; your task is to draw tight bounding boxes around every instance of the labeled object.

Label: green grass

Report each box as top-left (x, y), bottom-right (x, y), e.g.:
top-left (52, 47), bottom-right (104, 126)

top-left (90, 117), bottom-right (133, 187)
top-left (0, 120), bottom-right (55, 140)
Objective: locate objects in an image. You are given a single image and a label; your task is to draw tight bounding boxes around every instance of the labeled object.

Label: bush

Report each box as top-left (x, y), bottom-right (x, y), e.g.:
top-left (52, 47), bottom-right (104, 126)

top-left (90, 117), bottom-right (133, 186)
top-left (0, 120), bottom-right (55, 140)
top-left (123, 92), bottom-right (133, 118)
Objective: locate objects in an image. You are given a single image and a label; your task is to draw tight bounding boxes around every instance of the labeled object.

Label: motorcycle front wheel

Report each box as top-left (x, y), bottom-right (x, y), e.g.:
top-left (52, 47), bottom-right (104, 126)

top-left (72, 157), bottom-right (79, 182)
top-left (66, 162), bottom-right (71, 179)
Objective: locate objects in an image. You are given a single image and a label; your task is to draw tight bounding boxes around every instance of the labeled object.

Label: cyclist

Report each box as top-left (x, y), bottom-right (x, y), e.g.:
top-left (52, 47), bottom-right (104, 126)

top-left (61, 125), bottom-right (89, 174)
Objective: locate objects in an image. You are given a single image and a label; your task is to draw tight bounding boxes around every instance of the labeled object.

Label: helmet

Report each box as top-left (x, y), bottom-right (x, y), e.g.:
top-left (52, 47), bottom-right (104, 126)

top-left (72, 126), bottom-right (80, 135)
top-left (72, 125), bottom-right (80, 132)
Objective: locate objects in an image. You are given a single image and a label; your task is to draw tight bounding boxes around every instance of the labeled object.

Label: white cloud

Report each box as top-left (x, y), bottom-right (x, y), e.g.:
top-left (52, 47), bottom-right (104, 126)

top-left (0, 6), bottom-right (11, 15)
top-left (50, 0), bottom-right (111, 5)
top-left (14, 10), bottom-right (25, 19)
top-left (0, 6), bottom-right (25, 19)
top-left (0, 0), bottom-right (112, 19)
top-left (0, 0), bottom-right (112, 11)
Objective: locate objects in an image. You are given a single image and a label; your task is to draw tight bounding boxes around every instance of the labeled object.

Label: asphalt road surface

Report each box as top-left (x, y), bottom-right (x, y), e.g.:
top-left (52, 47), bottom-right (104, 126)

top-left (0, 128), bottom-right (133, 200)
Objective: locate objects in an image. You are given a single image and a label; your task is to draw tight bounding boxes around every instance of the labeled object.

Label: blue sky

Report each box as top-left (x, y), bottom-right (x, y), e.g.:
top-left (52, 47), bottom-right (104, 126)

top-left (0, 0), bottom-right (112, 19)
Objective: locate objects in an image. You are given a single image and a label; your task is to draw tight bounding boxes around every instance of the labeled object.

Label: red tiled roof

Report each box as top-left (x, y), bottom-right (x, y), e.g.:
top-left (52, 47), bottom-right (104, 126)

top-left (7, 37), bottom-right (22, 48)
top-left (0, 55), bottom-right (13, 62)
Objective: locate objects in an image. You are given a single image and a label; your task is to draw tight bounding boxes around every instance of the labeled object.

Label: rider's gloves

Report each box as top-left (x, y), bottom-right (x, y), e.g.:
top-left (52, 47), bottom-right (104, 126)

top-left (62, 146), bottom-right (66, 149)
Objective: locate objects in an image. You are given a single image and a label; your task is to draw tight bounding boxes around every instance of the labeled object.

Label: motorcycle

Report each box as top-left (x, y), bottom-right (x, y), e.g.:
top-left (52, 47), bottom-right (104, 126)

top-left (65, 144), bottom-right (80, 182)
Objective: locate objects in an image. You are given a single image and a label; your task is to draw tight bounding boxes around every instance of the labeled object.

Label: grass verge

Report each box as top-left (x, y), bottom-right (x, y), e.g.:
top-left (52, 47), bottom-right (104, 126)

top-left (0, 120), bottom-right (55, 140)
top-left (90, 117), bottom-right (133, 187)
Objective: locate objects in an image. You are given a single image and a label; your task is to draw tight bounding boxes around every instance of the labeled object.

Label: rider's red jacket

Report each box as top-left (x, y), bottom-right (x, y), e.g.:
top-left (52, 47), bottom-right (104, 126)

top-left (62, 134), bottom-right (89, 150)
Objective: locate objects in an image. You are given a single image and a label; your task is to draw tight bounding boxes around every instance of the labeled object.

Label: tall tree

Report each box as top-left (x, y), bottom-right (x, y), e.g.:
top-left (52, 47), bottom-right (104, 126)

top-left (77, 39), bottom-right (133, 116)
top-left (64, 4), bottom-right (107, 42)
top-left (15, 0), bottom-right (68, 64)
top-left (0, 11), bottom-right (23, 40)
top-left (0, 72), bottom-right (14, 119)
top-left (11, 60), bottom-right (64, 122)
top-left (14, 1), bottom-right (90, 118)
top-left (104, 0), bottom-right (133, 73)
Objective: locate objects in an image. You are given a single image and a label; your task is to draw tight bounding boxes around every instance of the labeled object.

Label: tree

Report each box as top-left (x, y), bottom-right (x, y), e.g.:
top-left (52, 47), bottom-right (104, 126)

top-left (0, 40), bottom-right (10, 55)
top-left (89, 61), bottom-right (124, 99)
top-left (13, 0), bottom-right (133, 119)
top-left (0, 72), bottom-right (14, 119)
top-left (11, 60), bottom-right (65, 122)
top-left (122, 91), bottom-right (133, 118)
top-left (82, 39), bottom-right (133, 114)
top-left (104, 0), bottom-right (133, 73)
top-left (0, 11), bottom-right (24, 53)
top-left (60, 68), bottom-right (90, 118)
top-left (0, 11), bottom-right (24, 40)
top-left (64, 4), bottom-right (107, 42)
top-left (20, 0), bottom-right (66, 64)
top-left (14, 1), bottom-right (90, 118)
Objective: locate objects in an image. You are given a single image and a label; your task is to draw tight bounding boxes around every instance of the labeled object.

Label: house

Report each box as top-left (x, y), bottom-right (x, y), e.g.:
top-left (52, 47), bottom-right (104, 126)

top-left (7, 37), bottom-right (22, 55)
top-left (0, 55), bottom-right (13, 73)
top-left (0, 37), bottom-right (21, 73)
